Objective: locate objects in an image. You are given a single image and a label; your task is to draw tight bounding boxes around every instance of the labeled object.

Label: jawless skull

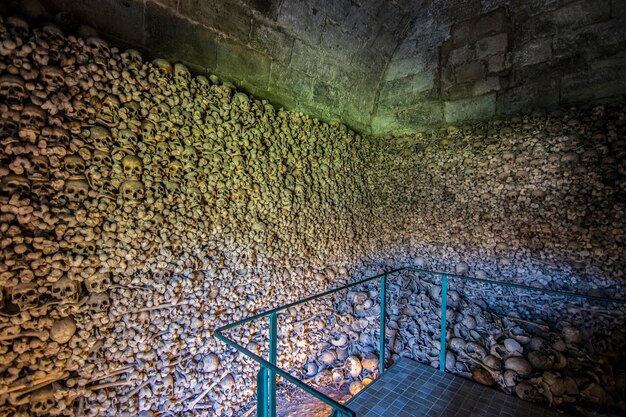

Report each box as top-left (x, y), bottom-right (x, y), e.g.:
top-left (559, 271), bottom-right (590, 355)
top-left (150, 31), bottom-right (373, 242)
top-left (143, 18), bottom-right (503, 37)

top-left (96, 95), bottom-right (120, 127)
top-left (50, 277), bottom-right (80, 303)
top-left (121, 155), bottom-right (143, 179)
top-left (0, 74), bottom-right (28, 110)
top-left (86, 292), bottom-right (110, 315)
top-left (119, 179), bottom-right (145, 204)
top-left (64, 179), bottom-right (90, 205)
top-left (64, 155), bottom-right (86, 177)
top-left (11, 282), bottom-right (39, 310)
top-left (85, 271), bottom-right (111, 293)
top-left (89, 126), bottom-right (113, 153)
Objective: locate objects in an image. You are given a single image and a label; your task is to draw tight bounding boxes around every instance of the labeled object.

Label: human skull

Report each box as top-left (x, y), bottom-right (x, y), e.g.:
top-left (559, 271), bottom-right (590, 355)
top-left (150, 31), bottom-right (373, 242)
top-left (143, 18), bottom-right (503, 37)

top-left (120, 49), bottom-right (143, 70)
top-left (64, 155), bottom-right (86, 177)
top-left (90, 126), bottom-right (113, 152)
top-left (51, 277), bottom-right (80, 303)
top-left (28, 156), bottom-right (50, 179)
top-left (86, 36), bottom-right (111, 60)
top-left (86, 292), bottom-right (110, 315)
top-left (69, 98), bottom-right (91, 122)
top-left (152, 59), bottom-right (173, 77)
top-left (122, 101), bottom-right (140, 120)
top-left (85, 271), bottom-right (111, 293)
top-left (92, 150), bottom-right (113, 169)
top-left (0, 75), bottom-right (28, 110)
top-left (121, 155), bottom-right (143, 179)
top-left (120, 179), bottom-right (145, 202)
top-left (11, 282), bottom-right (39, 310)
top-left (19, 105), bottom-right (47, 143)
top-left (6, 16), bottom-right (30, 39)
top-left (30, 385), bottom-right (56, 415)
top-left (174, 63), bottom-right (191, 85)
top-left (97, 95), bottom-right (120, 127)
top-left (40, 22), bottom-right (65, 47)
top-left (168, 160), bottom-right (184, 180)
top-left (31, 179), bottom-right (53, 199)
top-left (64, 179), bottom-right (90, 205)
top-left (40, 66), bottom-right (65, 92)
top-left (140, 120), bottom-right (157, 146)
top-left (41, 126), bottom-right (70, 148)
top-left (1, 175), bottom-right (30, 195)
top-left (117, 129), bottom-right (139, 150)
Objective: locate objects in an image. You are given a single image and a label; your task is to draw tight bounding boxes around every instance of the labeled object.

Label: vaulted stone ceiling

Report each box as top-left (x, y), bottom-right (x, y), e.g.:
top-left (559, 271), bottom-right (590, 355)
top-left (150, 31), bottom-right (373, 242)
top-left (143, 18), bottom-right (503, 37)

top-left (20, 0), bottom-right (626, 134)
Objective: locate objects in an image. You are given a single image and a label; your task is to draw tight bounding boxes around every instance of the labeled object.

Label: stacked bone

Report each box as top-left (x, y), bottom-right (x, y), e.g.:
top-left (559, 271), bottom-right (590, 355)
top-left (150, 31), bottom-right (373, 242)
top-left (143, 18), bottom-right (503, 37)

top-left (0, 14), bottom-right (369, 416)
top-left (0, 8), bottom-right (625, 417)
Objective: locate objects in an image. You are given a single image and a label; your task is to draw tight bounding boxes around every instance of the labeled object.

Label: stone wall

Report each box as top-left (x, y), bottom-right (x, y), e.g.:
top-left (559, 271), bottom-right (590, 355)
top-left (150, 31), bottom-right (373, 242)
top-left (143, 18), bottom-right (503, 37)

top-left (373, 0), bottom-right (626, 134)
top-left (18, 0), bottom-right (422, 133)
top-left (0, 8), bottom-right (625, 417)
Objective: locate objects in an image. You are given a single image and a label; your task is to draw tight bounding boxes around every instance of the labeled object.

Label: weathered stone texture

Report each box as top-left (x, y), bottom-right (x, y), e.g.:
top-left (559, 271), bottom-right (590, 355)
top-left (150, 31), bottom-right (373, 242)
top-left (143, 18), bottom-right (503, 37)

top-left (23, 0), bottom-right (626, 135)
top-left (374, 0), bottom-right (626, 134)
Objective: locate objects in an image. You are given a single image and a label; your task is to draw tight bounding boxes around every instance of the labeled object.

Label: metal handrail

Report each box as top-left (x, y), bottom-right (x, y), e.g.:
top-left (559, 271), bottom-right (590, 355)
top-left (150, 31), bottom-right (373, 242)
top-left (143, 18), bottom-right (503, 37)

top-left (214, 267), bottom-right (626, 417)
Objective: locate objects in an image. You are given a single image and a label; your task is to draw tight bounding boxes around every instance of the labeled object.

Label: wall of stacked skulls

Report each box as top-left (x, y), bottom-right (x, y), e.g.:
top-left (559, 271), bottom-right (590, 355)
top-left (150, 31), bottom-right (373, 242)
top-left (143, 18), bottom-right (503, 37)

top-left (0, 11), bottom-right (625, 417)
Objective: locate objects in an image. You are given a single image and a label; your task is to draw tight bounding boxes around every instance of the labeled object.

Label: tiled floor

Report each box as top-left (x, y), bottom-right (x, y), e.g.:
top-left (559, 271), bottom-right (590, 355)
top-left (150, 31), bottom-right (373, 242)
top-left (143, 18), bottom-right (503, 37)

top-left (347, 358), bottom-right (567, 417)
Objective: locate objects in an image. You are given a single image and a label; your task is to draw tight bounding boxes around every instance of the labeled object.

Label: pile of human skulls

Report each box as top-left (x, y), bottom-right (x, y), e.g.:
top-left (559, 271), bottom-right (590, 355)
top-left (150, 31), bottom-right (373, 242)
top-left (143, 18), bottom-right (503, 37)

top-left (0, 8), bottom-right (625, 417)
top-left (0, 13), bottom-right (373, 417)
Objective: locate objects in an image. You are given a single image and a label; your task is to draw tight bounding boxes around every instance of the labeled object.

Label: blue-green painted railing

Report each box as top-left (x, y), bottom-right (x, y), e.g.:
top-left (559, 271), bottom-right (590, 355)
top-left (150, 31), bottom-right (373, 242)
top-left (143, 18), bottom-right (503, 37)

top-left (214, 267), bottom-right (626, 417)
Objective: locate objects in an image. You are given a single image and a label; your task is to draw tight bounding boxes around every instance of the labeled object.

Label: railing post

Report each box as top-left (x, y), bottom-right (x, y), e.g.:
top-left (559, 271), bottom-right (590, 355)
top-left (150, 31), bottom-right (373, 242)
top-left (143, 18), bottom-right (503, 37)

top-left (379, 274), bottom-right (387, 374)
top-left (257, 366), bottom-right (268, 417)
top-left (439, 274), bottom-right (448, 372)
top-left (269, 312), bottom-right (278, 417)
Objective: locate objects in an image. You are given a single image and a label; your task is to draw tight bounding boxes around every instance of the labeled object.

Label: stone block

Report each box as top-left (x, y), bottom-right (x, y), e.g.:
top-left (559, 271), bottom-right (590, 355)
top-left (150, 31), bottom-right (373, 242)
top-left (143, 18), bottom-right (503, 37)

top-left (476, 33), bottom-right (508, 59)
top-left (371, 111), bottom-right (402, 136)
top-left (179, 0), bottom-right (252, 41)
top-left (384, 51), bottom-right (435, 81)
top-left (349, 46), bottom-right (390, 79)
top-left (487, 54), bottom-right (507, 73)
top-left (474, 8), bottom-right (507, 38)
top-left (451, 19), bottom-right (474, 46)
top-left (514, 37), bottom-right (552, 66)
top-left (455, 61), bottom-right (485, 83)
top-left (379, 71), bottom-right (437, 101)
top-left (249, 21), bottom-right (294, 65)
top-left (561, 58), bottom-right (626, 103)
top-left (444, 93), bottom-right (496, 123)
top-left (496, 78), bottom-right (559, 114)
top-left (145, 4), bottom-right (218, 69)
top-left (268, 63), bottom-right (314, 101)
top-left (396, 101), bottom-right (445, 127)
top-left (216, 41), bottom-right (270, 88)
top-left (554, 19), bottom-right (626, 57)
top-left (473, 76), bottom-right (501, 95)
top-left (552, 0), bottom-right (610, 28)
top-left (278, 0), bottom-right (325, 44)
top-left (289, 40), bottom-right (354, 89)
top-left (447, 45), bottom-right (475, 66)
top-left (443, 82), bottom-right (474, 100)
top-left (512, 13), bottom-right (556, 45)
top-left (319, 21), bottom-right (361, 61)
